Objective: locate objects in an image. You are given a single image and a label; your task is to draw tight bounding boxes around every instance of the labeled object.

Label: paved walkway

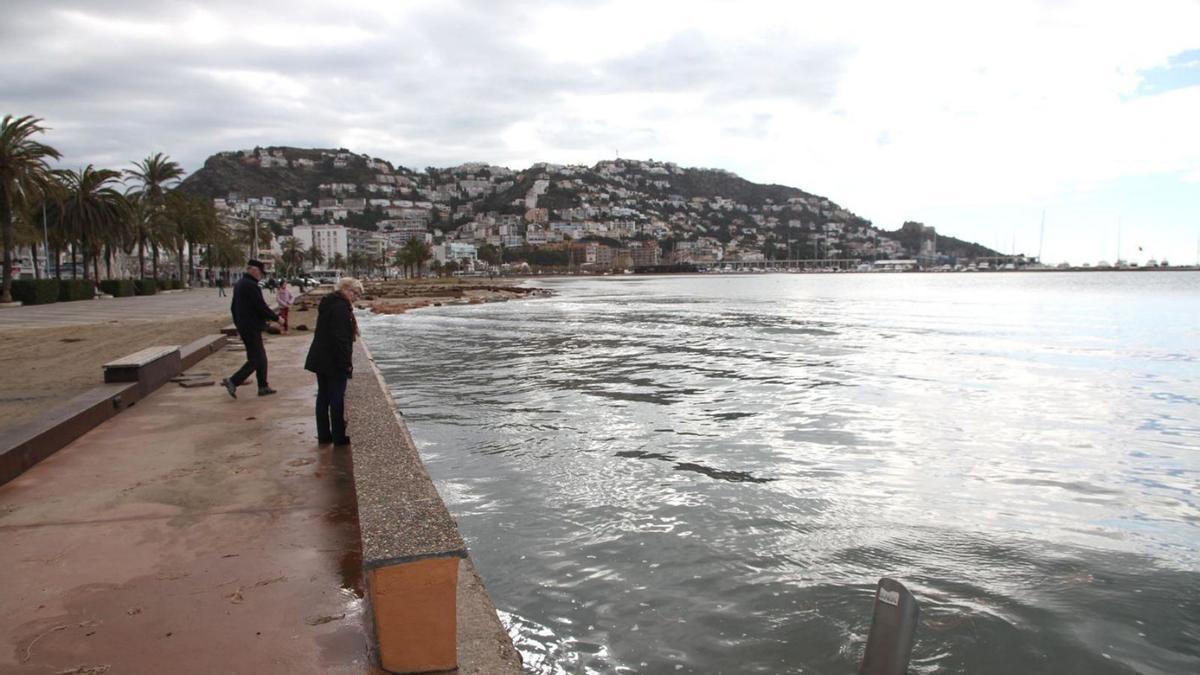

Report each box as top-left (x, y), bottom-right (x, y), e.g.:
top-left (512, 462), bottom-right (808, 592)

top-left (0, 333), bottom-right (378, 674)
top-left (0, 287), bottom-right (252, 329)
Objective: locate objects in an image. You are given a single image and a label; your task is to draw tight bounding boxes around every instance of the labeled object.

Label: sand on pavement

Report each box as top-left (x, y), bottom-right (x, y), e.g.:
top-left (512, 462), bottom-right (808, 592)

top-left (0, 315), bottom-right (229, 430)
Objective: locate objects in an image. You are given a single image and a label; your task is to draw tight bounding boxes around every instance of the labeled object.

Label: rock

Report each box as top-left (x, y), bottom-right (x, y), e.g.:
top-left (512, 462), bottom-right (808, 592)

top-left (265, 325), bottom-right (281, 335)
top-left (179, 379), bottom-right (215, 388)
top-left (295, 324), bottom-right (309, 331)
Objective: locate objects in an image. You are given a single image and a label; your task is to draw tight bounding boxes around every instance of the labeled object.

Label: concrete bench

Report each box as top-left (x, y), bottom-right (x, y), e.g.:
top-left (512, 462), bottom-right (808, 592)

top-left (180, 334), bottom-right (229, 370)
top-left (347, 342), bottom-right (520, 674)
top-left (103, 346), bottom-right (181, 398)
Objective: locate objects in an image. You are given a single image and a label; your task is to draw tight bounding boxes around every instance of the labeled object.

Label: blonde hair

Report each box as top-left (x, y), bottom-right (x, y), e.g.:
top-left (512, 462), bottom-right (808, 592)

top-left (338, 277), bottom-right (364, 296)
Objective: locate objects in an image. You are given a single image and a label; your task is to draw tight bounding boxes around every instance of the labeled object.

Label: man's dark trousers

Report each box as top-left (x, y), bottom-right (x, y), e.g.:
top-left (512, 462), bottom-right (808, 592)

top-left (231, 328), bottom-right (268, 389)
top-left (315, 372), bottom-right (348, 442)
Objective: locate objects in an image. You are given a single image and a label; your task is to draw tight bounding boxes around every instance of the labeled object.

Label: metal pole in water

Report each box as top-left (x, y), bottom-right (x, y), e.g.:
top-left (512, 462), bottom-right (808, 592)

top-left (859, 578), bottom-right (920, 675)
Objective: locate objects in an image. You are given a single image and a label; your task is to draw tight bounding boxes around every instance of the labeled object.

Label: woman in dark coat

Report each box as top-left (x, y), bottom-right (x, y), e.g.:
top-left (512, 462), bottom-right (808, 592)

top-left (304, 277), bottom-right (363, 446)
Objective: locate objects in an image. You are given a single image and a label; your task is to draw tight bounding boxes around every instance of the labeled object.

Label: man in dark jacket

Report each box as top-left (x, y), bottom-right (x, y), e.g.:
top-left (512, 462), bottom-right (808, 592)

top-left (304, 277), bottom-right (362, 445)
top-left (221, 260), bottom-right (280, 398)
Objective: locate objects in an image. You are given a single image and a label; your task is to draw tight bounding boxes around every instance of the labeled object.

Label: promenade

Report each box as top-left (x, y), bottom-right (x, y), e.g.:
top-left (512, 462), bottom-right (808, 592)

top-left (0, 292), bottom-right (522, 674)
top-left (0, 333), bottom-right (380, 673)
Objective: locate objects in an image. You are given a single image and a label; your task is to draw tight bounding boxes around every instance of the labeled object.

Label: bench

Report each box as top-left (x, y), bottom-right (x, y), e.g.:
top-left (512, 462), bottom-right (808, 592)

top-left (180, 334), bottom-right (229, 370)
top-left (103, 346), bottom-right (182, 398)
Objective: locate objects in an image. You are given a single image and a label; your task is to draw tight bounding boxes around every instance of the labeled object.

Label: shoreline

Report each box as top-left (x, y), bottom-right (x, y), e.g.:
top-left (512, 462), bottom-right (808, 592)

top-left (296, 278), bottom-right (554, 316)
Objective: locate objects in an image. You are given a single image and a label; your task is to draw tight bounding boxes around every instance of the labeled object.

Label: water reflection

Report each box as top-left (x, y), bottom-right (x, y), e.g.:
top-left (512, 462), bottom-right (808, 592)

top-left (363, 272), bottom-right (1200, 674)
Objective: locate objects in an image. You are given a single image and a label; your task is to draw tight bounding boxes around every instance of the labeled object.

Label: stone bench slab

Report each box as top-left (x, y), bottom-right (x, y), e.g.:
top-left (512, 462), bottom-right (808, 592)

top-left (103, 345), bottom-right (180, 370)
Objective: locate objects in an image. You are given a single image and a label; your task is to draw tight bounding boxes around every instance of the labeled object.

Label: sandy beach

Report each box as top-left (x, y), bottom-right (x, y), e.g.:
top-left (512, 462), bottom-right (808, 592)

top-left (0, 315), bottom-right (229, 430)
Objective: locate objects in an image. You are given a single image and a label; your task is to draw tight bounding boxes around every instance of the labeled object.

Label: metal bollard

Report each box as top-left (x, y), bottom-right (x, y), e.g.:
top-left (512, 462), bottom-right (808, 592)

top-left (859, 577), bottom-right (920, 675)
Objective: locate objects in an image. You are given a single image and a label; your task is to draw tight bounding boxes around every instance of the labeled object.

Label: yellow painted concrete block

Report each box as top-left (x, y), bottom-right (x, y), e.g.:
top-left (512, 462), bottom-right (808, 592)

top-left (369, 557), bottom-right (460, 673)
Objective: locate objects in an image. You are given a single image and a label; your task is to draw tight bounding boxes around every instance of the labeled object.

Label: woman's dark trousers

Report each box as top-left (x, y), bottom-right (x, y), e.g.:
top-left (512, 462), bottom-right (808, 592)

top-left (315, 372), bottom-right (349, 442)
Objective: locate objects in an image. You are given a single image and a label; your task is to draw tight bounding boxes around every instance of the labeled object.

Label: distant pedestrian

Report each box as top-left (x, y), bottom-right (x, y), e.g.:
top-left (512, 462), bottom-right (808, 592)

top-left (220, 260), bottom-right (280, 398)
top-left (216, 276), bottom-right (226, 297)
top-left (304, 277), bottom-right (362, 446)
top-left (275, 282), bottom-right (294, 334)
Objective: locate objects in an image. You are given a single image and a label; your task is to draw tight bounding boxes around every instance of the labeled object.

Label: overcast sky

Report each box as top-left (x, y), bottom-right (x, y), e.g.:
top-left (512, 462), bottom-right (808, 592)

top-left (2, 0), bottom-right (1198, 264)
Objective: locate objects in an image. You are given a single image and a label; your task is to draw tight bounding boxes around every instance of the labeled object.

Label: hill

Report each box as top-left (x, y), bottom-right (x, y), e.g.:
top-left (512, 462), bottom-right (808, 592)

top-left (179, 147), bottom-right (1001, 263)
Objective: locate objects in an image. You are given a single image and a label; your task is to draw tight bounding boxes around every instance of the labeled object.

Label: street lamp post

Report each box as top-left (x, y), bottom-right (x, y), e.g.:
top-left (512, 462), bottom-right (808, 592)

top-left (41, 189), bottom-right (50, 278)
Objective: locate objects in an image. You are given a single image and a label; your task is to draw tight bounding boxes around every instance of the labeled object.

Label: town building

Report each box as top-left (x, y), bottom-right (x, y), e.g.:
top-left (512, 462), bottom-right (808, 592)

top-left (292, 223), bottom-right (349, 260)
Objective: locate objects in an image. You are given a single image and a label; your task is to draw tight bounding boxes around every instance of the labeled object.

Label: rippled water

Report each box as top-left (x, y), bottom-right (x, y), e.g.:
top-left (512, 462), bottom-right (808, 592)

top-left (361, 272), bottom-right (1200, 675)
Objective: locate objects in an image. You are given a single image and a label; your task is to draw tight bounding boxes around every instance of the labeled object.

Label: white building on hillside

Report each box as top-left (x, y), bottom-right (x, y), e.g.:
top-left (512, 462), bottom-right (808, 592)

top-left (292, 224), bottom-right (349, 260)
top-left (435, 241), bottom-right (478, 265)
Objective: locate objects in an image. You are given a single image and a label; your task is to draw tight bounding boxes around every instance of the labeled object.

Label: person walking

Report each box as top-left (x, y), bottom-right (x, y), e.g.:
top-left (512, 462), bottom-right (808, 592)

top-left (275, 282), bottom-right (294, 334)
top-left (216, 275), bottom-right (226, 297)
top-left (220, 260), bottom-right (280, 398)
top-left (304, 277), bottom-right (362, 446)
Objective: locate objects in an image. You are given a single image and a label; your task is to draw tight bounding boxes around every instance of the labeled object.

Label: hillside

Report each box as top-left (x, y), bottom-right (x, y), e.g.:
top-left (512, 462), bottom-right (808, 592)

top-left (179, 147), bottom-right (1000, 263)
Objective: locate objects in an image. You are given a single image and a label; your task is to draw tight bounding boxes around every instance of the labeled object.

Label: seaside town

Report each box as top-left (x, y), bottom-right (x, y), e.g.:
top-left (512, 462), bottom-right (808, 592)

top-left (7, 141), bottom-right (1184, 298)
top-left (4, 0), bottom-right (1200, 671)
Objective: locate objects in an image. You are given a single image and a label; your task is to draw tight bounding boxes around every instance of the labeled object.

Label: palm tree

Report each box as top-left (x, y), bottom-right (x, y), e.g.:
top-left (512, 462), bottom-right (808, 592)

top-left (1, 115), bottom-right (62, 303)
top-left (304, 243), bottom-right (325, 272)
top-left (393, 247), bottom-right (414, 278)
top-left (402, 237), bottom-right (432, 278)
top-left (183, 197), bottom-right (220, 284)
top-left (347, 251), bottom-right (368, 276)
top-left (232, 216), bottom-right (272, 259)
top-left (330, 252), bottom-right (347, 274)
top-left (279, 236), bottom-right (306, 277)
top-left (58, 166), bottom-right (129, 281)
top-left (125, 153), bottom-right (184, 278)
top-left (201, 229), bottom-right (245, 282)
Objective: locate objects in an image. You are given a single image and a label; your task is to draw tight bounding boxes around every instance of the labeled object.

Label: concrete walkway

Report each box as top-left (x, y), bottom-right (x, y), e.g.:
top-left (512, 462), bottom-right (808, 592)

top-left (0, 332), bottom-right (378, 674)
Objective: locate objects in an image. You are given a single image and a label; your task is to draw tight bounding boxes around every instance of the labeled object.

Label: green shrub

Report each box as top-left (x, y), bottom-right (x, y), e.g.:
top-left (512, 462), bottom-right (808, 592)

top-left (10, 279), bottom-right (59, 305)
top-left (99, 280), bottom-right (137, 297)
top-left (134, 279), bottom-right (158, 296)
top-left (58, 279), bottom-right (94, 301)
top-left (170, 278), bottom-right (184, 290)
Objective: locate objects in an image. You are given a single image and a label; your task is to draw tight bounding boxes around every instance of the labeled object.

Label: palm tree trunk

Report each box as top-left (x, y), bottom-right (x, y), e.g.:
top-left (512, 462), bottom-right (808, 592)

top-left (71, 243), bottom-right (78, 279)
top-left (151, 242), bottom-right (159, 278)
top-left (187, 240), bottom-right (195, 287)
top-left (178, 244), bottom-right (185, 287)
top-left (32, 245), bottom-right (42, 280)
top-left (138, 236), bottom-right (145, 278)
top-left (0, 200), bottom-right (14, 304)
top-left (54, 243), bottom-right (61, 279)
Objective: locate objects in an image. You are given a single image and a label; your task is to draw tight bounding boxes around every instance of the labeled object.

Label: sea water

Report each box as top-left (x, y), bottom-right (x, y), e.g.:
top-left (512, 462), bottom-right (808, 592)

top-left (361, 272), bottom-right (1200, 675)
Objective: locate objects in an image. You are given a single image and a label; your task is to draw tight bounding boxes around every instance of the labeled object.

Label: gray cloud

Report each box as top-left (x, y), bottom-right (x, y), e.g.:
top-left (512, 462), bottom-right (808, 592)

top-left (0, 0), bottom-right (849, 175)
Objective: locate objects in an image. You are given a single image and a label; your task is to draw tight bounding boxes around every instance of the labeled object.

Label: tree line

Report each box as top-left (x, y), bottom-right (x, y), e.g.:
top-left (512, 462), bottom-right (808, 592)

top-left (1, 115), bottom-right (259, 303)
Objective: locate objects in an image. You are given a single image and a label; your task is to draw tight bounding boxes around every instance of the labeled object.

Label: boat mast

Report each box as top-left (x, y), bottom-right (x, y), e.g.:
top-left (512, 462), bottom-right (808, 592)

top-left (1037, 210), bottom-right (1045, 264)
top-left (1116, 216), bottom-right (1121, 266)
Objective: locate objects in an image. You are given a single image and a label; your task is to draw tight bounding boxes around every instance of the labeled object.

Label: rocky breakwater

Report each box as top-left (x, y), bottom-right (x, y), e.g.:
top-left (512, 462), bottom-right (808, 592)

top-left (295, 279), bottom-right (552, 316)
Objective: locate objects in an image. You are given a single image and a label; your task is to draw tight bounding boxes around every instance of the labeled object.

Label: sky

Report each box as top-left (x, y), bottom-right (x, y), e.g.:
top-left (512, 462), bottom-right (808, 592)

top-left (2, 0), bottom-right (1198, 265)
